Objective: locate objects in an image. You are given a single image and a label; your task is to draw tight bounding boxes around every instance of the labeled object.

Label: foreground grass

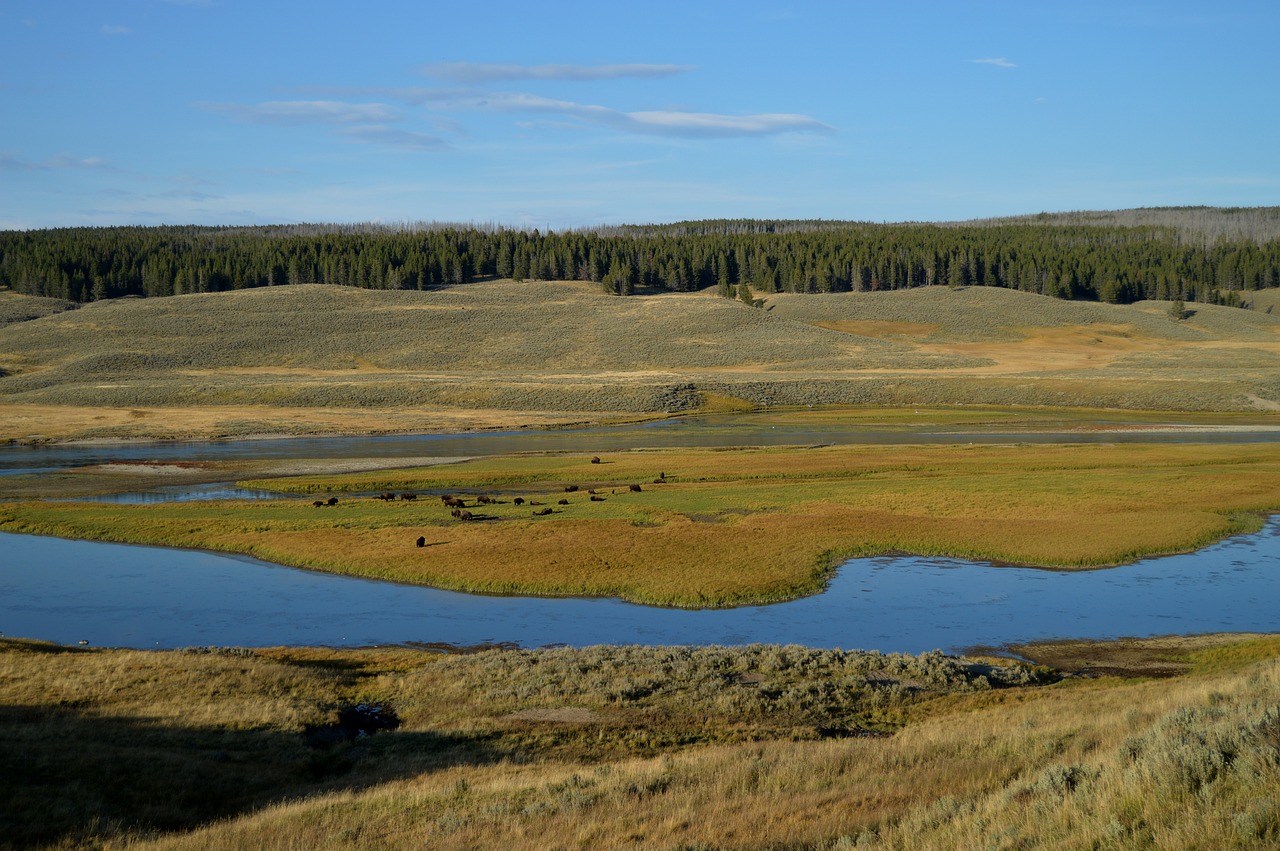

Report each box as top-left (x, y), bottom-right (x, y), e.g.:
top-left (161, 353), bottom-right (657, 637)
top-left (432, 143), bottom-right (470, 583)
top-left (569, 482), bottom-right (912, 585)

top-left (3, 442), bottom-right (1280, 607)
top-left (1, 635), bottom-right (1276, 849)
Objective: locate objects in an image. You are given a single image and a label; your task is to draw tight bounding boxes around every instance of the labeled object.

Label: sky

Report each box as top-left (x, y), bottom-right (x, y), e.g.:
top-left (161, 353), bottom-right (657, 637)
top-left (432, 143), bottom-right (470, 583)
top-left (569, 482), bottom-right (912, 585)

top-left (2, 1), bottom-right (1278, 230)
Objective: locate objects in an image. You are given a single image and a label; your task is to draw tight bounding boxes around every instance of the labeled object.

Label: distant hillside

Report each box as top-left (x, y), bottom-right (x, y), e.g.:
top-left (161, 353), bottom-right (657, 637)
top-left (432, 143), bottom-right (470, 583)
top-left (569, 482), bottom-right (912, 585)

top-left (3, 281), bottom-right (1279, 436)
top-left (956, 206), bottom-right (1280, 246)
top-left (3, 210), bottom-right (1277, 306)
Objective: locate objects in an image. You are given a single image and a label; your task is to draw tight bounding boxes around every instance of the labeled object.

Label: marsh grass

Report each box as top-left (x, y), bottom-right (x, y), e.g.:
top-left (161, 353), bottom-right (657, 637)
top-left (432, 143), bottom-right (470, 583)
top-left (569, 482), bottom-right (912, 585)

top-left (4, 441), bottom-right (1278, 606)
top-left (4, 635), bottom-right (1275, 849)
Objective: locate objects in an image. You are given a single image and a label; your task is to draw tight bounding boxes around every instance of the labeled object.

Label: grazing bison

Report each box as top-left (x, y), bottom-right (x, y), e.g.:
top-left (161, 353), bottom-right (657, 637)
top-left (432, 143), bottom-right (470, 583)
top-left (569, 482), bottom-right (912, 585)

top-left (476, 495), bottom-right (492, 505)
top-left (327, 497), bottom-right (339, 506)
top-left (557, 498), bottom-right (569, 505)
top-left (313, 500), bottom-right (324, 507)
top-left (400, 492), bottom-right (416, 501)
top-left (533, 507), bottom-right (553, 516)
top-left (415, 536), bottom-right (425, 547)
top-left (590, 456), bottom-right (601, 464)
top-left (513, 497), bottom-right (525, 506)
top-left (629, 484), bottom-right (643, 493)
top-left (458, 510), bottom-right (473, 521)
top-left (564, 485), bottom-right (579, 493)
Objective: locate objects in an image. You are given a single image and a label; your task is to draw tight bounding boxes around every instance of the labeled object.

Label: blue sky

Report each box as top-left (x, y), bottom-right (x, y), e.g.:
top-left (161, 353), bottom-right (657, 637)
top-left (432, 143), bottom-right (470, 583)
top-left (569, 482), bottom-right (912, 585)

top-left (2, 1), bottom-right (1277, 230)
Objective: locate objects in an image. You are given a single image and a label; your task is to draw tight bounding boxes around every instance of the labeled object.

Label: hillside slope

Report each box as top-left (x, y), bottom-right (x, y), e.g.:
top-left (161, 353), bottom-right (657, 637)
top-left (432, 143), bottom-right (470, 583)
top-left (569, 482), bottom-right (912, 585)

top-left (2, 280), bottom-right (1279, 440)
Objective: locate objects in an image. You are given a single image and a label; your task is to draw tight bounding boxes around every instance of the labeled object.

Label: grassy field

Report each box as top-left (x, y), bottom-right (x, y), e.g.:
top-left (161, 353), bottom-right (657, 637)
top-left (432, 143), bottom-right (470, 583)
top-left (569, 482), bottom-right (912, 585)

top-left (4, 441), bottom-right (1279, 607)
top-left (4, 281), bottom-right (1280, 442)
top-left (1, 634), bottom-right (1276, 849)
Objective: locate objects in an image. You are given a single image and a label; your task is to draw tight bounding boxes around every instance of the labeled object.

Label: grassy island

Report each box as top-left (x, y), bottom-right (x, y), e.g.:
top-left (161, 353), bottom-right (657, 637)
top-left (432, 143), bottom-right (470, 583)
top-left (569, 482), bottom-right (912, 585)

top-left (3, 441), bottom-right (1279, 607)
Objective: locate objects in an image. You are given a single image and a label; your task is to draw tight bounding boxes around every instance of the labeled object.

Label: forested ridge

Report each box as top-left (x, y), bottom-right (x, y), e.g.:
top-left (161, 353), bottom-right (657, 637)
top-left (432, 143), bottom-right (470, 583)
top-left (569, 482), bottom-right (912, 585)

top-left (3, 209), bottom-right (1279, 307)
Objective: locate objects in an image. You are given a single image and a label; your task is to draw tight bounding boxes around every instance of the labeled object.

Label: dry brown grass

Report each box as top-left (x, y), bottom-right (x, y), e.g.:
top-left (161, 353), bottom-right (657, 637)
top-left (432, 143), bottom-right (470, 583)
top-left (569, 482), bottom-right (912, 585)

top-left (4, 282), bottom-right (1280, 442)
top-left (2, 634), bottom-right (1254, 851)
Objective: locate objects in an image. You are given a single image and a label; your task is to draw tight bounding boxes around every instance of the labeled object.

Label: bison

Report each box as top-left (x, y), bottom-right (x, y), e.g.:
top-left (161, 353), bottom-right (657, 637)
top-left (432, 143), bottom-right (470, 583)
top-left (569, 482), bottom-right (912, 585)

top-left (557, 498), bottom-right (569, 505)
top-left (415, 536), bottom-right (425, 547)
top-left (533, 507), bottom-right (553, 516)
top-left (629, 484), bottom-right (643, 493)
top-left (564, 485), bottom-right (579, 493)
top-left (590, 495), bottom-right (606, 501)
top-left (590, 456), bottom-right (601, 464)
top-left (327, 497), bottom-right (339, 506)
top-left (513, 497), bottom-right (525, 506)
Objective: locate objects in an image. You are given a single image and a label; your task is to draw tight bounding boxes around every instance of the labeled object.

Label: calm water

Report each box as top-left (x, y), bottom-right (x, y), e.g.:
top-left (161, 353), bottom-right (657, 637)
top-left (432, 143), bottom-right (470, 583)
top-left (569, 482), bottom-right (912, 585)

top-left (3, 518), bottom-right (1277, 653)
top-left (5, 415), bottom-right (1280, 477)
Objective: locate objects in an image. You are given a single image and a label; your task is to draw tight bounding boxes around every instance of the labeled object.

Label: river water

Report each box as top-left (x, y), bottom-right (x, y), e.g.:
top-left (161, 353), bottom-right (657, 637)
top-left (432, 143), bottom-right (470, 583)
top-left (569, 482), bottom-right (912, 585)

top-left (2, 417), bottom-right (1278, 652)
top-left (3, 519), bottom-right (1277, 654)
top-left (5, 414), bottom-right (1280, 477)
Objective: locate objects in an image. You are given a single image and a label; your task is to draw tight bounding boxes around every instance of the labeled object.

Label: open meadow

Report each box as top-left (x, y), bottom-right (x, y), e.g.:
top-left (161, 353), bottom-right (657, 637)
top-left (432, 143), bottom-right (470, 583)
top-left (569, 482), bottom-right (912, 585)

top-left (3, 279), bottom-right (1280, 848)
top-left (2, 634), bottom-right (1278, 849)
top-left (4, 280), bottom-right (1280, 442)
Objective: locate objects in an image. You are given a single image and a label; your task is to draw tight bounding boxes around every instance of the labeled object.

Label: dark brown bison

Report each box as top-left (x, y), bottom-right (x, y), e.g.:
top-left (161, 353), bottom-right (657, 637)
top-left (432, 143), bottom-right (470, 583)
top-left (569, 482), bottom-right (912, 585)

top-left (557, 498), bottom-right (569, 505)
top-left (327, 497), bottom-right (339, 506)
top-left (312, 500), bottom-right (324, 507)
top-left (400, 492), bottom-right (416, 501)
top-left (629, 484), bottom-right (643, 493)
top-left (533, 507), bottom-right (553, 516)
top-left (590, 495), bottom-right (605, 501)
top-left (513, 497), bottom-right (525, 506)
top-left (458, 510), bottom-right (473, 521)
top-left (564, 485), bottom-right (579, 492)
top-left (590, 456), bottom-right (601, 464)
top-left (415, 536), bottom-right (425, 547)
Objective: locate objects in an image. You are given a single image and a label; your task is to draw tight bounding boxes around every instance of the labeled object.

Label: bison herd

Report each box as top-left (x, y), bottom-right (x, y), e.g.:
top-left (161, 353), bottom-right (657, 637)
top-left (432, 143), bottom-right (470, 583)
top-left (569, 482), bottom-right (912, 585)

top-left (305, 456), bottom-right (671, 547)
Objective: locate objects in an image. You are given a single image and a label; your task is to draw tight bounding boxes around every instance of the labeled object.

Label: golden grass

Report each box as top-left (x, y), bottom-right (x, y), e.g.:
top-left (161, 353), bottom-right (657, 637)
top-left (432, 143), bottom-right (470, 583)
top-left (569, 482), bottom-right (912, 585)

top-left (3, 634), bottom-right (1271, 850)
top-left (4, 441), bottom-right (1279, 607)
top-left (6, 282), bottom-right (1280, 444)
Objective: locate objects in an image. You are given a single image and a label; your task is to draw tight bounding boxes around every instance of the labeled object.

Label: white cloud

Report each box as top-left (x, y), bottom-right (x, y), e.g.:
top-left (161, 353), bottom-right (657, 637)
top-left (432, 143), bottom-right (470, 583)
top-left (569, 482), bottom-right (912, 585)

top-left (422, 62), bottom-right (696, 83)
top-left (200, 100), bottom-right (401, 125)
top-left (333, 125), bottom-right (447, 151)
top-left (0, 151), bottom-right (110, 171)
top-left (101, 24), bottom-right (131, 36)
top-left (426, 91), bottom-right (832, 138)
top-left (972, 57), bottom-right (1016, 68)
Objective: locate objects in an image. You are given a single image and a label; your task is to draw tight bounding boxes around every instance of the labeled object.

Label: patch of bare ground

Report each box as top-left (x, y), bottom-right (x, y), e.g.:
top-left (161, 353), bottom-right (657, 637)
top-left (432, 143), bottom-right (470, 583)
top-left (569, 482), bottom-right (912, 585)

top-left (1002, 633), bottom-right (1274, 678)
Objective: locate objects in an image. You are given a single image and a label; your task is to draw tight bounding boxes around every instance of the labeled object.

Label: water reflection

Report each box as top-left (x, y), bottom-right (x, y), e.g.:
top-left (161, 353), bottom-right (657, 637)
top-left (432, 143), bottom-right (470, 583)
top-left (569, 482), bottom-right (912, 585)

top-left (3, 518), bottom-right (1277, 653)
top-left (5, 415), bottom-right (1279, 477)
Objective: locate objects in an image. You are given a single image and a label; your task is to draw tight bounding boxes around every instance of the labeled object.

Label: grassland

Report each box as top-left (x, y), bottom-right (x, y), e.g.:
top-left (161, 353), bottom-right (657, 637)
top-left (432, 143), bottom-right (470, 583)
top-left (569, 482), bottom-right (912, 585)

top-left (1, 634), bottom-right (1276, 849)
top-left (4, 441), bottom-right (1280, 607)
top-left (4, 278), bottom-right (1280, 848)
top-left (3, 280), bottom-right (1280, 442)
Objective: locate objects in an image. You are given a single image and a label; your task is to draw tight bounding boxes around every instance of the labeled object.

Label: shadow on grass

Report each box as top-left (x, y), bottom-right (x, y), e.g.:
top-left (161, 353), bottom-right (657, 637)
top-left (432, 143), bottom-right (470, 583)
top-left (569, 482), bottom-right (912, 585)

top-left (0, 703), bottom-right (508, 848)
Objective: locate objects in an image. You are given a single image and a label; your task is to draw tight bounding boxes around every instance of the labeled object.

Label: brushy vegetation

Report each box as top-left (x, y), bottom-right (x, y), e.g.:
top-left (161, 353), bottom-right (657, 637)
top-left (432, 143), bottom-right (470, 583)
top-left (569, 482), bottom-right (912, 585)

top-left (4, 441), bottom-right (1280, 607)
top-left (3, 281), bottom-right (1280, 445)
top-left (1, 634), bottom-right (1276, 849)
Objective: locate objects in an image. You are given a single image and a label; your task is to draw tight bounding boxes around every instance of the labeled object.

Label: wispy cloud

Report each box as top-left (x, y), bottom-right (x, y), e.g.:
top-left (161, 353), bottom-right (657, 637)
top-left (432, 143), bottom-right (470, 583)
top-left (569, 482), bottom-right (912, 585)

top-left (422, 62), bottom-right (696, 83)
top-left (424, 91), bottom-right (832, 138)
top-left (972, 57), bottom-right (1016, 69)
top-left (199, 100), bottom-right (401, 125)
top-left (0, 151), bottom-right (110, 171)
top-left (101, 24), bottom-right (132, 36)
top-left (333, 125), bottom-right (447, 151)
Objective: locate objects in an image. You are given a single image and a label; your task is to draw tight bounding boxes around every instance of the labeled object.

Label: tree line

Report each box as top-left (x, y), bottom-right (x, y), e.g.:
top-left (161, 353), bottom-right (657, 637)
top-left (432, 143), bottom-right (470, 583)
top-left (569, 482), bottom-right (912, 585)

top-left (2, 219), bottom-right (1278, 306)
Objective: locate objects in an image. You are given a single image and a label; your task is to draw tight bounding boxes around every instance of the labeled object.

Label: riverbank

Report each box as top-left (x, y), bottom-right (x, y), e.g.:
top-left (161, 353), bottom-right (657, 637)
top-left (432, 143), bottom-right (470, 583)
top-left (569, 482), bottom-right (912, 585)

top-left (2, 632), bottom-right (1276, 849)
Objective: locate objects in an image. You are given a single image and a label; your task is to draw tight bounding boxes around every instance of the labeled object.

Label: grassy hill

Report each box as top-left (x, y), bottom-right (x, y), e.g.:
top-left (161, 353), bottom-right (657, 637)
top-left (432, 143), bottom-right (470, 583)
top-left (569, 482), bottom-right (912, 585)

top-left (2, 280), bottom-right (1279, 441)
